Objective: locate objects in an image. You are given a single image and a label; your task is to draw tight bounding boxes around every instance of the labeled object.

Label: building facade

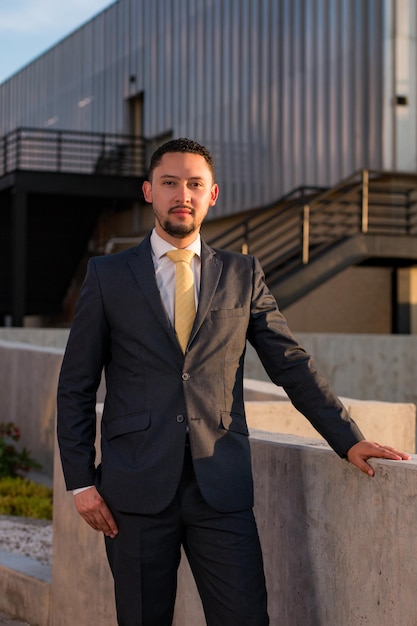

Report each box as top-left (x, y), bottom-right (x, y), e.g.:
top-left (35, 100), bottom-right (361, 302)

top-left (2, 0), bottom-right (416, 217)
top-left (1, 0), bottom-right (417, 331)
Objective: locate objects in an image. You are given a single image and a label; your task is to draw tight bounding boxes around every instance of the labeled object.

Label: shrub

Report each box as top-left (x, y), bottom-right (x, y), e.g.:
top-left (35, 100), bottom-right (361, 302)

top-left (0, 421), bottom-right (41, 478)
top-left (0, 476), bottom-right (53, 519)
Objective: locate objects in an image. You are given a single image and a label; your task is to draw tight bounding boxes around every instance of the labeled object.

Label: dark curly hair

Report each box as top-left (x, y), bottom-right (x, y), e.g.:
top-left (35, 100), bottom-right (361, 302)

top-left (147, 138), bottom-right (215, 181)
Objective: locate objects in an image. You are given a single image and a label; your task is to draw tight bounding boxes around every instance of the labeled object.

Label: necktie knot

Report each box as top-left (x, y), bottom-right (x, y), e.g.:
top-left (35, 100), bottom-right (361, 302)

top-left (166, 249), bottom-right (195, 266)
top-left (166, 249), bottom-right (196, 353)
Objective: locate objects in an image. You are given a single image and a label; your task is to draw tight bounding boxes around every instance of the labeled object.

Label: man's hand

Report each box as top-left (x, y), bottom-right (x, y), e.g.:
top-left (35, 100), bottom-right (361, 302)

top-left (74, 486), bottom-right (118, 538)
top-left (347, 440), bottom-right (411, 477)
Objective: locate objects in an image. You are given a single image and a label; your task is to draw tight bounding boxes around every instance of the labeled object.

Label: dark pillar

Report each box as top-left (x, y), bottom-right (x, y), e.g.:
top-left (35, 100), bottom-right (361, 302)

top-left (11, 188), bottom-right (27, 327)
top-left (393, 267), bottom-right (417, 334)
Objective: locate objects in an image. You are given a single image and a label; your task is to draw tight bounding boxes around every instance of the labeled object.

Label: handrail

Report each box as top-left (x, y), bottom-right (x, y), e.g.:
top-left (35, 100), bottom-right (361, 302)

top-left (207, 185), bottom-right (326, 253)
top-left (0, 127), bottom-right (146, 178)
top-left (208, 169), bottom-right (417, 287)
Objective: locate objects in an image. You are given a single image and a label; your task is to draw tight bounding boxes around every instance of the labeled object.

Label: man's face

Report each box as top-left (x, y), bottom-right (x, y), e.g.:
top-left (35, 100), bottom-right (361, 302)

top-left (142, 151), bottom-right (219, 247)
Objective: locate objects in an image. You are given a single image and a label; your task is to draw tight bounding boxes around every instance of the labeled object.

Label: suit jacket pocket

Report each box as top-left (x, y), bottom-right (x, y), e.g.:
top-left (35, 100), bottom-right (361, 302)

top-left (104, 411), bottom-right (151, 440)
top-left (211, 306), bottom-right (244, 320)
top-left (220, 411), bottom-right (249, 436)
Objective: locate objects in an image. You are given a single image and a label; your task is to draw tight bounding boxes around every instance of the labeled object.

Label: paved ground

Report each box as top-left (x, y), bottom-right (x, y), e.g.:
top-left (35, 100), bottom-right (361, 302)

top-left (0, 513), bottom-right (52, 626)
top-left (0, 613), bottom-right (31, 625)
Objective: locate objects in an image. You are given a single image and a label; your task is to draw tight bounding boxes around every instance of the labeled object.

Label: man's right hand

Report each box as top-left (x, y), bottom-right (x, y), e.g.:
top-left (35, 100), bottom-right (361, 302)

top-left (74, 486), bottom-right (118, 539)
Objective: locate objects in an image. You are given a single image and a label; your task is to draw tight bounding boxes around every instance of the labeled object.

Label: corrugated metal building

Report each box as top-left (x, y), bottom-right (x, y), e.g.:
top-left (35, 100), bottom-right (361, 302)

top-left (2, 0), bottom-right (416, 216)
top-left (1, 0), bottom-right (417, 330)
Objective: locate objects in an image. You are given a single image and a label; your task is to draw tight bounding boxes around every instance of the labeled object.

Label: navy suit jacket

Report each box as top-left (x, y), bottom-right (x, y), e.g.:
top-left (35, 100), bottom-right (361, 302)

top-left (57, 234), bottom-right (363, 514)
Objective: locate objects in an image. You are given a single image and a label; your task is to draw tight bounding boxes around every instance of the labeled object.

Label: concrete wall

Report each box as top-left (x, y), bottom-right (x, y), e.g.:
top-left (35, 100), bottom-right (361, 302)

top-left (174, 433), bottom-right (417, 626)
top-left (48, 431), bottom-right (417, 626)
top-left (0, 553), bottom-right (50, 625)
top-left (0, 337), bottom-right (416, 625)
top-left (3, 430), bottom-right (417, 626)
top-left (245, 333), bottom-right (417, 407)
top-left (0, 340), bottom-right (64, 476)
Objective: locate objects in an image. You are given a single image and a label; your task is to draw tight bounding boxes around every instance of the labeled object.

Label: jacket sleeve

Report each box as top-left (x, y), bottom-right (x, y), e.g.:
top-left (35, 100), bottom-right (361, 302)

top-left (57, 258), bottom-right (110, 490)
top-left (246, 256), bottom-right (364, 457)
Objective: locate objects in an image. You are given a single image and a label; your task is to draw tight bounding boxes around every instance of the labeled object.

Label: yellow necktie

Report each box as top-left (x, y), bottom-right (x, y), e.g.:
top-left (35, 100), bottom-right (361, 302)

top-left (166, 249), bottom-right (196, 353)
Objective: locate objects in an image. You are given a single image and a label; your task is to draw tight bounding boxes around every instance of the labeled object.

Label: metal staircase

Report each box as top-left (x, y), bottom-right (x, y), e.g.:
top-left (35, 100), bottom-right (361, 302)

top-left (208, 170), bottom-right (417, 308)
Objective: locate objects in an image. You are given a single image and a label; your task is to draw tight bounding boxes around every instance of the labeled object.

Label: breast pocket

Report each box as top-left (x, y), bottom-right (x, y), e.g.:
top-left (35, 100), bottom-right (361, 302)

top-left (211, 306), bottom-right (244, 320)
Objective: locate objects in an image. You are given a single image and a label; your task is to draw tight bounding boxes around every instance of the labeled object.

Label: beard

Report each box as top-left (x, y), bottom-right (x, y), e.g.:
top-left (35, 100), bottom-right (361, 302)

top-left (154, 208), bottom-right (197, 239)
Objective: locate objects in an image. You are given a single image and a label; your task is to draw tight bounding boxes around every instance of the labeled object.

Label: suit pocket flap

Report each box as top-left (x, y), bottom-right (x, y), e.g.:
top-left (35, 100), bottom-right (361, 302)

top-left (220, 412), bottom-right (249, 436)
top-left (211, 306), bottom-right (244, 320)
top-left (104, 411), bottom-right (151, 440)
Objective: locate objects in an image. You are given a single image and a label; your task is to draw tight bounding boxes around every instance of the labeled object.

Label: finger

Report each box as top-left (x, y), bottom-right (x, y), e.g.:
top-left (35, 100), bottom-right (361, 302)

top-left (381, 447), bottom-right (411, 460)
top-left (367, 444), bottom-right (410, 460)
top-left (79, 508), bottom-right (118, 537)
top-left (97, 507), bottom-right (118, 538)
top-left (353, 457), bottom-right (375, 477)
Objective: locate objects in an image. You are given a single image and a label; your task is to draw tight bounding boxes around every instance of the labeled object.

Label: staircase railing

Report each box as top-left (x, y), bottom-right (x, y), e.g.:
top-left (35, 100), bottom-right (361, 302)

top-left (208, 169), bottom-right (417, 286)
top-left (0, 127), bottom-right (146, 177)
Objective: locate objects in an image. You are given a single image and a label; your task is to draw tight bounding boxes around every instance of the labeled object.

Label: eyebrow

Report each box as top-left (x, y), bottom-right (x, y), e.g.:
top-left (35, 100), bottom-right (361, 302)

top-left (159, 174), bottom-right (205, 181)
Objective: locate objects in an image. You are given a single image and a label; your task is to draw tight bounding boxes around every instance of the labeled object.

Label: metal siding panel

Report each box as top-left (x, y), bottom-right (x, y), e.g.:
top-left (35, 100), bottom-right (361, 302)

top-left (93, 12), bottom-right (106, 132)
top-left (368, 0), bottom-right (384, 168)
top-left (0, 0), bottom-right (387, 218)
top-left (304, 0), bottom-right (318, 183)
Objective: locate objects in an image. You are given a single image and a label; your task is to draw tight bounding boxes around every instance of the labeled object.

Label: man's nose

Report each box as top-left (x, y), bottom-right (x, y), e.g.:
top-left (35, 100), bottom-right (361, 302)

top-left (176, 183), bottom-right (191, 203)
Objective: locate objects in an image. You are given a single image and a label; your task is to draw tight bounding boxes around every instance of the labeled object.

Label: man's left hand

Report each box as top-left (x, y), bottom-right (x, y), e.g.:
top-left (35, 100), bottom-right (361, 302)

top-left (347, 441), bottom-right (411, 477)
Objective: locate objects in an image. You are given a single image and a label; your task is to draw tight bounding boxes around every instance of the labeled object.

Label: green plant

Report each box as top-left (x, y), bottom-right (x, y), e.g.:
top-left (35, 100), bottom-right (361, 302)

top-left (0, 476), bottom-right (53, 519)
top-left (0, 421), bottom-right (42, 478)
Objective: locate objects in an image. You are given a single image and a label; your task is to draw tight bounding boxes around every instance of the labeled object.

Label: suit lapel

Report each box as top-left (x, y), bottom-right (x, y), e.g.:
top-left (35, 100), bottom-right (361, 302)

top-left (189, 241), bottom-right (223, 346)
top-left (127, 235), bottom-right (178, 346)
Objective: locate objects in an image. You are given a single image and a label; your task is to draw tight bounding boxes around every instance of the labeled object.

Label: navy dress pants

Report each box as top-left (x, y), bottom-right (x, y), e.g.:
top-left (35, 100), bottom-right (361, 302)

top-left (105, 444), bottom-right (269, 626)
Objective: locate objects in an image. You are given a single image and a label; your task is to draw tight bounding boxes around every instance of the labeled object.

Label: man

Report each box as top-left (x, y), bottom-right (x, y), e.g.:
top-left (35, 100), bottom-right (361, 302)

top-left (57, 138), bottom-right (410, 626)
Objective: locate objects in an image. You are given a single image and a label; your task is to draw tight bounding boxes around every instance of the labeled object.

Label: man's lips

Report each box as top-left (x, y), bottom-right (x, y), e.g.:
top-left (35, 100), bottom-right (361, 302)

top-left (170, 206), bottom-right (193, 216)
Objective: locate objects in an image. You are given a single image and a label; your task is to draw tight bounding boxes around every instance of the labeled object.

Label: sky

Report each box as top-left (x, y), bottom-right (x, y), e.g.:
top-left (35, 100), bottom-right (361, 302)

top-left (0, 0), bottom-right (114, 84)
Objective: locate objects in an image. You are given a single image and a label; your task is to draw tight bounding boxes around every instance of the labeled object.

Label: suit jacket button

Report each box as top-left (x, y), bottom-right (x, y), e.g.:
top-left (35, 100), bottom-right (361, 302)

top-left (182, 372), bottom-right (190, 381)
top-left (176, 415), bottom-right (185, 423)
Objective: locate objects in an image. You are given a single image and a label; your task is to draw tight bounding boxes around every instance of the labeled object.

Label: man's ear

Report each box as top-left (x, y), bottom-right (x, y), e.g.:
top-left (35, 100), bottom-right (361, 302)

top-left (210, 183), bottom-right (219, 206)
top-left (142, 180), bottom-right (152, 203)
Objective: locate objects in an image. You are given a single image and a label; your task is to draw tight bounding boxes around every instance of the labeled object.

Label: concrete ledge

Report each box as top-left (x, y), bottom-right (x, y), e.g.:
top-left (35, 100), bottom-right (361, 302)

top-left (1, 427), bottom-right (416, 625)
top-left (174, 432), bottom-right (417, 625)
top-left (49, 424), bottom-right (417, 626)
top-left (1, 335), bottom-right (416, 624)
top-left (0, 553), bottom-right (50, 625)
top-left (244, 378), bottom-right (416, 453)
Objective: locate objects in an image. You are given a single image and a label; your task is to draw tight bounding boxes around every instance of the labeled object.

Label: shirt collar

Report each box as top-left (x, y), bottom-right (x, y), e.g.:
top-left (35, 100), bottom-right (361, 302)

top-left (150, 228), bottom-right (201, 260)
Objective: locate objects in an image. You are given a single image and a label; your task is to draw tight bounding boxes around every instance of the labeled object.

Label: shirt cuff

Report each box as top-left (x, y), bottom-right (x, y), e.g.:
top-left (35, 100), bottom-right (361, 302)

top-left (73, 485), bottom-right (94, 495)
